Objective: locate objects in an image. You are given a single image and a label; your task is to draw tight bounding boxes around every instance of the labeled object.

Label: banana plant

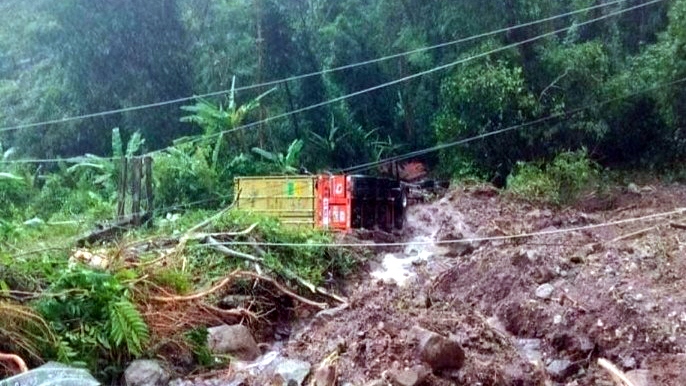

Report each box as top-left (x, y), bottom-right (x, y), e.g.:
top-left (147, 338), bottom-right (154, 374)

top-left (180, 76), bottom-right (275, 172)
top-left (252, 139), bottom-right (304, 175)
top-left (67, 128), bottom-right (144, 193)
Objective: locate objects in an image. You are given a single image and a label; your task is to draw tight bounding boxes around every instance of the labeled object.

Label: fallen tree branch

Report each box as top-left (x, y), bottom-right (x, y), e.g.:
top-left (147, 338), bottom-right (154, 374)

top-left (610, 226), bottom-right (657, 243)
top-left (670, 222), bottom-right (686, 230)
top-left (150, 270), bottom-right (239, 302)
top-left (184, 201), bottom-right (237, 236)
top-left (171, 202), bottom-right (247, 269)
top-left (206, 237), bottom-right (263, 263)
top-left (202, 303), bottom-right (259, 321)
top-left (598, 358), bottom-right (636, 386)
top-left (198, 223), bottom-right (259, 239)
top-left (315, 303), bottom-right (350, 319)
top-left (250, 242), bottom-right (349, 304)
top-left (237, 271), bottom-right (329, 310)
top-left (0, 352), bottom-right (28, 374)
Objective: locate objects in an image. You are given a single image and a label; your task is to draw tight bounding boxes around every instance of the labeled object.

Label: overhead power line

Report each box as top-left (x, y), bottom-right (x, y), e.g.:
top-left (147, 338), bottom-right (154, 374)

top-left (0, 0), bottom-right (665, 165)
top-left (140, 0), bottom-right (669, 151)
top-left (199, 207), bottom-right (686, 248)
top-left (341, 77), bottom-right (686, 174)
top-left (0, 0), bottom-right (640, 134)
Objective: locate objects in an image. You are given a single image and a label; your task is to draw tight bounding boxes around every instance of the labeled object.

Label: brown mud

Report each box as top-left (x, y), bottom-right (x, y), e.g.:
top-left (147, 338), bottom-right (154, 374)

top-left (281, 183), bottom-right (686, 385)
top-left (189, 183), bottom-right (686, 385)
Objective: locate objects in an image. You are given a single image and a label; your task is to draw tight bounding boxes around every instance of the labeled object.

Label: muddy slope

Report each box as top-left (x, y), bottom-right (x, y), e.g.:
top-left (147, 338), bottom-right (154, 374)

top-left (283, 183), bottom-right (686, 385)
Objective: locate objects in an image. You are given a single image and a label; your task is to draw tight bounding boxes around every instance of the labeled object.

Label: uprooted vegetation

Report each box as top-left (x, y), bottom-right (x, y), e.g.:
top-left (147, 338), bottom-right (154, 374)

top-left (0, 208), bottom-right (367, 381)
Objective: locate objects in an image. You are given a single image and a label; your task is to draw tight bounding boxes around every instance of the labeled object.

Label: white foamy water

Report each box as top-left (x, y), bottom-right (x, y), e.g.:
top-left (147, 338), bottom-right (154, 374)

top-left (370, 235), bottom-right (435, 286)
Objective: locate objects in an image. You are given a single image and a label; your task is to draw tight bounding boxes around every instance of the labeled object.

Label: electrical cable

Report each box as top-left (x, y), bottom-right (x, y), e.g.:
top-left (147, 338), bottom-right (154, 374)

top-left (168, 0), bottom-right (666, 151)
top-left (0, 0), bottom-right (637, 134)
top-left (197, 207), bottom-right (686, 248)
top-left (0, 0), bottom-right (663, 165)
top-left (341, 77), bottom-right (686, 174)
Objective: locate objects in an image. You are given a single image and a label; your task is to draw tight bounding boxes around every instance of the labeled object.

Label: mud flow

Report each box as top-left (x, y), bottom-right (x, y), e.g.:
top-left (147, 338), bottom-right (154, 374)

top-left (190, 184), bottom-right (686, 385)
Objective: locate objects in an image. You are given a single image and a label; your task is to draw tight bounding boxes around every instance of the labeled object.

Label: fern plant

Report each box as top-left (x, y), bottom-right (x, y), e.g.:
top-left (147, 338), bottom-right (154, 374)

top-left (108, 300), bottom-right (149, 357)
top-left (37, 267), bottom-right (149, 379)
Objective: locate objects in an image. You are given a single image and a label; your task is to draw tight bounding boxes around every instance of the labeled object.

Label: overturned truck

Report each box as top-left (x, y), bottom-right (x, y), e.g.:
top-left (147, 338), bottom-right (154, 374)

top-left (234, 175), bottom-right (408, 231)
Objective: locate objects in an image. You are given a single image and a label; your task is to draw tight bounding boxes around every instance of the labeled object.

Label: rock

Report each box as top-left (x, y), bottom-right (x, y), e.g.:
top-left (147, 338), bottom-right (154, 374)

top-left (364, 380), bottom-right (386, 386)
top-left (516, 339), bottom-right (542, 363)
top-left (628, 183), bottom-right (641, 195)
top-left (511, 249), bottom-right (538, 267)
top-left (275, 358), bottom-right (311, 386)
top-left (312, 364), bottom-right (337, 386)
top-left (535, 283), bottom-right (555, 299)
top-left (411, 326), bottom-right (465, 372)
top-left (124, 360), bottom-right (171, 386)
top-left (207, 324), bottom-right (260, 361)
top-left (219, 295), bottom-right (252, 309)
top-left (622, 356), bottom-right (637, 369)
top-left (625, 370), bottom-right (652, 386)
top-left (387, 365), bottom-right (429, 386)
top-left (546, 359), bottom-right (577, 381)
top-left (445, 242), bottom-right (474, 258)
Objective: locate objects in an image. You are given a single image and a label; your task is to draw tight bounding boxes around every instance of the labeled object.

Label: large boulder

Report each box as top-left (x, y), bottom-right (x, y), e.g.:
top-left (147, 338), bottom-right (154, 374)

top-left (275, 358), bottom-right (311, 386)
top-left (207, 324), bottom-right (261, 361)
top-left (411, 326), bottom-right (465, 372)
top-left (124, 360), bottom-right (171, 386)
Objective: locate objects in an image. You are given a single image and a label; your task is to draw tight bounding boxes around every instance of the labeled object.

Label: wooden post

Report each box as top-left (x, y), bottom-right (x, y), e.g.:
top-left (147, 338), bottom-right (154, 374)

top-left (117, 157), bottom-right (128, 220)
top-left (144, 156), bottom-right (154, 226)
top-left (131, 157), bottom-right (142, 226)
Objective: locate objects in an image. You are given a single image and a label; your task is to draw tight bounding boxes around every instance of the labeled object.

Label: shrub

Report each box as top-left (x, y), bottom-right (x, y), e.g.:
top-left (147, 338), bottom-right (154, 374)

top-left (507, 149), bottom-right (600, 205)
top-left (37, 267), bottom-right (149, 380)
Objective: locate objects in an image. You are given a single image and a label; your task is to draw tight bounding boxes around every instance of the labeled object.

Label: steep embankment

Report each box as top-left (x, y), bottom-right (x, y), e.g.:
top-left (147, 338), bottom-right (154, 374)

top-left (274, 183), bottom-right (686, 385)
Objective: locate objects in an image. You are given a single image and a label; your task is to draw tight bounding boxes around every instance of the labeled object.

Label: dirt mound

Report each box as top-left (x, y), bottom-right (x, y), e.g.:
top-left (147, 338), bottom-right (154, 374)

top-left (273, 183), bottom-right (686, 385)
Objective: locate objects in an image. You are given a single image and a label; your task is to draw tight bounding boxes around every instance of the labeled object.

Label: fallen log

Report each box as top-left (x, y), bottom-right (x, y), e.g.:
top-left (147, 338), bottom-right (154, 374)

top-left (76, 213), bottom-right (151, 247)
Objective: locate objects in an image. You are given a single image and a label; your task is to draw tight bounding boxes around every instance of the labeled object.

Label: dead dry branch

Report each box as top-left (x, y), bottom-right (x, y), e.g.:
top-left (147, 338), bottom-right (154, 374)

top-left (598, 358), bottom-right (636, 386)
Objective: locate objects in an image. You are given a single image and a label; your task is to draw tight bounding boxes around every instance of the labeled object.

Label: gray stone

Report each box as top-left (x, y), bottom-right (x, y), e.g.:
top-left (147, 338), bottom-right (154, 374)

top-left (388, 365), bottom-right (429, 386)
top-left (445, 242), bottom-right (474, 258)
top-left (411, 326), bottom-right (465, 372)
top-left (535, 283), bottom-right (555, 299)
top-left (312, 364), bottom-right (337, 386)
top-left (622, 356), bottom-right (637, 369)
top-left (516, 339), bottom-right (542, 363)
top-left (275, 359), bottom-right (311, 386)
top-left (207, 324), bottom-right (260, 361)
top-left (546, 359), bottom-right (577, 380)
top-left (124, 360), bottom-right (171, 386)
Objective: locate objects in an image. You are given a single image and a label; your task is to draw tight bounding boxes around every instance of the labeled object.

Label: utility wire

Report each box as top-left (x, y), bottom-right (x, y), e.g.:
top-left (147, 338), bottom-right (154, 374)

top-left (0, 0), bottom-right (665, 165)
top-left (0, 0), bottom-right (635, 134)
top-left (198, 207), bottom-right (686, 248)
top-left (27, 75), bottom-right (684, 235)
top-left (342, 77), bottom-right (686, 174)
top-left (158, 0), bottom-right (665, 150)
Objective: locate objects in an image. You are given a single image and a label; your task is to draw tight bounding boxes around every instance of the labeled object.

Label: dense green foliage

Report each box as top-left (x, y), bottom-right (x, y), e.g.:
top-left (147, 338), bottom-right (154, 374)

top-left (2, 0), bottom-right (686, 380)
top-left (506, 149), bottom-right (600, 204)
top-left (0, 0), bottom-right (683, 182)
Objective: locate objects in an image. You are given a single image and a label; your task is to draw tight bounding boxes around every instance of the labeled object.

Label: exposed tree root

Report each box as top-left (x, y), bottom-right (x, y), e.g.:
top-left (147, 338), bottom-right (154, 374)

top-left (236, 271), bottom-right (329, 310)
top-left (149, 270), bottom-right (240, 302)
